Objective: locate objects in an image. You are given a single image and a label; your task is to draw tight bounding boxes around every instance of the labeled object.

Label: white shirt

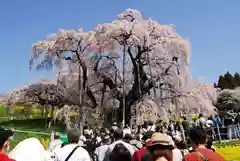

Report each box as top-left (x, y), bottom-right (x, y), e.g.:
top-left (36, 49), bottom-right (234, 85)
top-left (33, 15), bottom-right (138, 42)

top-left (147, 125), bottom-right (155, 131)
top-left (196, 117), bottom-right (207, 128)
top-left (173, 148), bottom-right (183, 161)
top-left (47, 139), bottom-right (63, 152)
top-left (123, 128), bottom-right (131, 136)
top-left (96, 136), bottom-right (102, 143)
top-left (53, 143), bottom-right (91, 161)
top-left (112, 126), bottom-right (118, 131)
top-left (84, 129), bottom-right (91, 135)
top-left (173, 131), bottom-right (182, 142)
top-left (95, 144), bottom-right (109, 161)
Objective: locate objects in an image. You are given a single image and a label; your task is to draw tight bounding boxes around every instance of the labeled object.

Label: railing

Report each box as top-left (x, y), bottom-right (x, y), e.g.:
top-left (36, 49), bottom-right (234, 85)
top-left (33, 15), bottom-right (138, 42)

top-left (211, 124), bottom-right (240, 142)
top-left (0, 115), bottom-right (42, 121)
top-left (11, 129), bottom-right (50, 136)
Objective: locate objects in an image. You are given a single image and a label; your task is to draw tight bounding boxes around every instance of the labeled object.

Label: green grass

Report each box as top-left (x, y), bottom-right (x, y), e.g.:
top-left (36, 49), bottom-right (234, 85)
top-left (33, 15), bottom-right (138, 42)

top-left (1, 118), bottom-right (65, 150)
top-left (8, 131), bottom-right (50, 149)
top-left (0, 107), bottom-right (14, 117)
top-left (0, 106), bottom-right (66, 149)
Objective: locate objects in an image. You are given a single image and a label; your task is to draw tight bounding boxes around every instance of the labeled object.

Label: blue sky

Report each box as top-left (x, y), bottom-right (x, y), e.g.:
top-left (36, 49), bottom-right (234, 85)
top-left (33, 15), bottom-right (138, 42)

top-left (0, 0), bottom-right (239, 92)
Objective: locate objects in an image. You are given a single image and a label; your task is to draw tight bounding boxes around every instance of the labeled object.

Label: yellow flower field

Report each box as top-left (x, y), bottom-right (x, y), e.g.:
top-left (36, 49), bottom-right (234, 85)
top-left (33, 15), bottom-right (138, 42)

top-left (215, 146), bottom-right (240, 160)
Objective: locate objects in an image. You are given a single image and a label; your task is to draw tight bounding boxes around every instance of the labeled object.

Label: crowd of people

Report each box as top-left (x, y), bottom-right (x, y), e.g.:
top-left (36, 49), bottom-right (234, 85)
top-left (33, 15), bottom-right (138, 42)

top-left (0, 116), bottom-right (228, 161)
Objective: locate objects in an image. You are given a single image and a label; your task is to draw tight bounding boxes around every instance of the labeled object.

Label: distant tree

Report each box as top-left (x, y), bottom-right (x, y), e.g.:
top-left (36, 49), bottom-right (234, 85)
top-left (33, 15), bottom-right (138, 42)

top-left (216, 72), bottom-right (237, 90)
top-left (215, 88), bottom-right (240, 112)
top-left (217, 75), bottom-right (229, 89)
top-left (234, 72), bottom-right (240, 87)
top-left (30, 9), bottom-right (186, 125)
top-left (224, 71), bottom-right (236, 89)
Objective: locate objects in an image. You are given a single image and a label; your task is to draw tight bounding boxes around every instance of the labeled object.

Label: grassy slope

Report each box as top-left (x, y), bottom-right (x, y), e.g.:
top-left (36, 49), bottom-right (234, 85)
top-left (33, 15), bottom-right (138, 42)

top-left (1, 119), bottom-right (64, 132)
top-left (1, 119), bottom-right (65, 149)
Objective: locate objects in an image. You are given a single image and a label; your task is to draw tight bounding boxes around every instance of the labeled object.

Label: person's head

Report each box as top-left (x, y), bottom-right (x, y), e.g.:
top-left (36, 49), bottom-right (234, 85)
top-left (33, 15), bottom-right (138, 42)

top-left (0, 128), bottom-right (14, 153)
top-left (208, 115), bottom-right (213, 120)
top-left (67, 128), bottom-right (80, 144)
top-left (146, 133), bottom-right (173, 161)
top-left (110, 143), bottom-right (131, 161)
top-left (83, 125), bottom-right (88, 130)
top-left (102, 135), bottom-right (111, 145)
top-left (123, 133), bottom-right (132, 143)
top-left (174, 123), bottom-right (180, 131)
top-left (192, 115), bottom-right (198, 121)
top-left (54, 132), bottom-right (60, 140)
top-left (142, 131), bottom-right (154, 144)
top-left (174, 140), bottom-right (187, 150)
top-left (148, 121), bottom-right (154, 126)
top-left (189, 127), bottom-right (207, 148)
top-left (113, 128), bottom-right (123, 141)
top-left (199, 114), bottom-right (203, 118)
top-left (155, 126), bottom-right (161, 132)
top-left (142, 122), bottom-right (148, 128)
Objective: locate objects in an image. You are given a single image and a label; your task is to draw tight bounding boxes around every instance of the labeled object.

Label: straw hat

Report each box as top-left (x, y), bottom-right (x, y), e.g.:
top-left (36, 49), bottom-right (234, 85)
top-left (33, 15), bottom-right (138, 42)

top-left (146, 133), bottom-right (173, 147)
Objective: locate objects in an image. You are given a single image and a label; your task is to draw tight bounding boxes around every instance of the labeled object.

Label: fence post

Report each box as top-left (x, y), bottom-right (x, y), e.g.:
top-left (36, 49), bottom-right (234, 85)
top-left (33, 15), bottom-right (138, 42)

top-left (180, 123), bottom-right (186, 143)
top-left (237, 123), bottom-right (240, 139)
top-left (229, 125), bottom-right (232, 140)
top-left (216, 123), bottom-right (222, 142)
top-left (50, 131), bottom-right (54, 142)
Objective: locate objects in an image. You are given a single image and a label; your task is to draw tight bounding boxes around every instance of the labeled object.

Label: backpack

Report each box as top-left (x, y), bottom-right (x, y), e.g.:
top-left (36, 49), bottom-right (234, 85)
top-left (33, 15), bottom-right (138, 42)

top-left (110, 143), bottom-right (131, 161)
top-left (89, 152), bottom-right (99, 161)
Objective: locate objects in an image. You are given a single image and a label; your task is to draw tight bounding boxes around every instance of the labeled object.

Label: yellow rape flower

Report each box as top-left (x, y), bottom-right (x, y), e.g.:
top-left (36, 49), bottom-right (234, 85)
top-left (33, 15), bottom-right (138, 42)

top-left (40, 138), bottom-right (50, 149)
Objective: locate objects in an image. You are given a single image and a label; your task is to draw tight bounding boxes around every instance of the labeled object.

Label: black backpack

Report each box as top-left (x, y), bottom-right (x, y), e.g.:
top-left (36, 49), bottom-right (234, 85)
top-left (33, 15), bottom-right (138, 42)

top-left (109, 143), bottom-right (131, 161)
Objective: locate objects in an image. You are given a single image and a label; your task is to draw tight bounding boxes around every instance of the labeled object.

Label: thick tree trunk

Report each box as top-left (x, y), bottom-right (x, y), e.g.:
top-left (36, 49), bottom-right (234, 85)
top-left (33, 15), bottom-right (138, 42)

top-left (93, 47), bottom-right (154, 125)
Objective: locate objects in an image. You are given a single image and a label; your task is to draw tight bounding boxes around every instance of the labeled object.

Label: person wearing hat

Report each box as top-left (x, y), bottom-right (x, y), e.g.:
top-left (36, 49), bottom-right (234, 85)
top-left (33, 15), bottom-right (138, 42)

top-left (146, 133), bottom-right (174, 161)
top-left (0, 128), bottom-right (15, 161)
top-left (112, 122), bottom-right (118, 131)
